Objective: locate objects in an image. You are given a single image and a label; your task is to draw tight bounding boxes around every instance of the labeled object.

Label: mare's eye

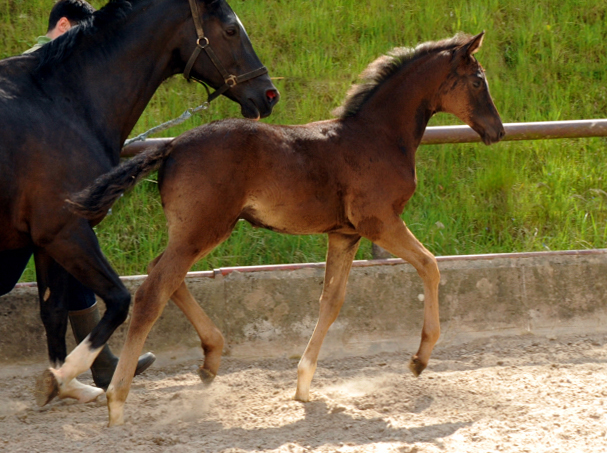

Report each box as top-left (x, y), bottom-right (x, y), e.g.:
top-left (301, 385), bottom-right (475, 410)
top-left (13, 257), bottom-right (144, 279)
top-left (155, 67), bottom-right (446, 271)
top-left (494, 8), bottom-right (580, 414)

top-left (226, 27), bottom-right (237, 37)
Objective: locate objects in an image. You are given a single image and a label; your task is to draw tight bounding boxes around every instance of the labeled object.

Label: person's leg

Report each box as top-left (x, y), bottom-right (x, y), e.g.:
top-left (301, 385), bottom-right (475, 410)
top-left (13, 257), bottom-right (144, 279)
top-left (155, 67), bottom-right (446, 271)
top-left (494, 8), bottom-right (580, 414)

top-left (68, 294), bottom-right (156, 390)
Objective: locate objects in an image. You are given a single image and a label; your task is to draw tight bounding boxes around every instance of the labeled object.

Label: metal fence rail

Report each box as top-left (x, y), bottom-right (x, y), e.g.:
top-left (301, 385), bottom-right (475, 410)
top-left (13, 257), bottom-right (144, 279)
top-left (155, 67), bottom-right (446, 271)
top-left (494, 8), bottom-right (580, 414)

top-left (421, 119), bottom-right (607, 144)
top-left (121, 119), bottom-right (607, 156)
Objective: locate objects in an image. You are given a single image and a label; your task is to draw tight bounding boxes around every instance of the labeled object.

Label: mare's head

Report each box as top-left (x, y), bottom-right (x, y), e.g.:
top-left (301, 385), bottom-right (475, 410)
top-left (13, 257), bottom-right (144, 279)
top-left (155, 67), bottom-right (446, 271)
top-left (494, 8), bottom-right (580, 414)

top-left (180, 0), bottom-right (279, 119)
top-left (438, 32), bottom-right (504, 144)
top-left (34, 0), bottom-right (279, 120)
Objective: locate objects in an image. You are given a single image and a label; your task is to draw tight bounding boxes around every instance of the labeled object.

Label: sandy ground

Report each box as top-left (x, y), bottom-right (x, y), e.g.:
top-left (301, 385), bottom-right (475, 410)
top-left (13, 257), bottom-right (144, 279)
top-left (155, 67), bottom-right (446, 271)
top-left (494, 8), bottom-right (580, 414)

top-left (1, 332), bottom-right (607, 453)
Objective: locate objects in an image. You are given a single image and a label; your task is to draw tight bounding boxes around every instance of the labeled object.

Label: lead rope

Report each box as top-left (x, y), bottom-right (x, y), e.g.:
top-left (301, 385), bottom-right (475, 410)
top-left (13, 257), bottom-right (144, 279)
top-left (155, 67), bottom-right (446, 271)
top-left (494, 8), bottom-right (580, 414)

top-left (123, 102), bottom-right (209, 146)
top-left (122, 0), bottom-right (213, 147)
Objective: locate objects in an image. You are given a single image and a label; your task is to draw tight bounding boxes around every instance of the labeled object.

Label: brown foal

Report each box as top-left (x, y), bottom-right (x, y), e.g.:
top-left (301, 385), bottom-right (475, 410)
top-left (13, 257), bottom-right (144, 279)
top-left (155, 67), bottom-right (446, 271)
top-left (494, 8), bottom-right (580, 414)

top-left (70, 32), bottom-right (504, 425)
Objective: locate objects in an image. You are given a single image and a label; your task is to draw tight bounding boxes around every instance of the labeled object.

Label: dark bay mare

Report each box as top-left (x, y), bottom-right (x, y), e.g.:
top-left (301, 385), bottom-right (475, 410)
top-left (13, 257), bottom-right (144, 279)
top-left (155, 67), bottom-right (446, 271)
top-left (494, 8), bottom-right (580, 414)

top-left (0, 0), bottom-right (278, 405)
top-left (69, 32), bottom-right (504, 425)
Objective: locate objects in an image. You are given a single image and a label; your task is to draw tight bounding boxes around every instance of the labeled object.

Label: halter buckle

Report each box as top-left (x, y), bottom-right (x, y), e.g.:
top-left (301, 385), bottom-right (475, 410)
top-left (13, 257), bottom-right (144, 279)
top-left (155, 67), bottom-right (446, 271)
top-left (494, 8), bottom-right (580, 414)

top-left (196, 37), bottom-right (209, 49)
top-left (225, 75), bottom-right (238, 87)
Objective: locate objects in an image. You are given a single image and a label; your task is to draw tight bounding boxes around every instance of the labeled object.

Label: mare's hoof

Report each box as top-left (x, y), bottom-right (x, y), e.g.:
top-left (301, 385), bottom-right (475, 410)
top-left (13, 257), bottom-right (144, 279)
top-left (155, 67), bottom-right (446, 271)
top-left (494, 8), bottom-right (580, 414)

top-left (34, 369), bottom-right (59, 407)
top-left (408, 356), bottom-right (427, 377)
top-left (197, 367), bottom-right (216, 386)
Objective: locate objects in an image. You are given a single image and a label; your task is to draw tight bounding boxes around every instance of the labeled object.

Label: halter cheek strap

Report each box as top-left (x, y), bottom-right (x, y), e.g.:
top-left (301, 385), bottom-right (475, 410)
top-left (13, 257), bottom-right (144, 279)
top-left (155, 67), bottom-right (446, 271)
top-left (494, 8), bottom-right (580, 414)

top-left (184, 0), bottom-right (268, 102)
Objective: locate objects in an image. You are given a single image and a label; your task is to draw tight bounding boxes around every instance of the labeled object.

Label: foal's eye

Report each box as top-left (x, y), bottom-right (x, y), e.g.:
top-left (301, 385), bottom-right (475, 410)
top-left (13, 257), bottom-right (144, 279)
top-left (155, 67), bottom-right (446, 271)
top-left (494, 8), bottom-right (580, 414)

top-left (472, 79), bottom-right (482, 88)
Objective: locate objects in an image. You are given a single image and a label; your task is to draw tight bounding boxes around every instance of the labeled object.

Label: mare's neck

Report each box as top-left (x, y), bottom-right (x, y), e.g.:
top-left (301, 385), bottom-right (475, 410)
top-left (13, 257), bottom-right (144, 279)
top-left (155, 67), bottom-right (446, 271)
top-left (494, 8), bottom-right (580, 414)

top-left (355, 53), bottom-right (450, 149)
top-left (48, 0), bottom-right (188, 153)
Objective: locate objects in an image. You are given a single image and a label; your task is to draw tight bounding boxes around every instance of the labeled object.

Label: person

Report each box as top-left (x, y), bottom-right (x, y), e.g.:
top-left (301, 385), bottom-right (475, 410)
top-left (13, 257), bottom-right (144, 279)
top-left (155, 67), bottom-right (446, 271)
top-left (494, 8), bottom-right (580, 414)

top-left (20, 0), bottom-right (156, 389)
top-left (24, 0), bottom-right (95, 54)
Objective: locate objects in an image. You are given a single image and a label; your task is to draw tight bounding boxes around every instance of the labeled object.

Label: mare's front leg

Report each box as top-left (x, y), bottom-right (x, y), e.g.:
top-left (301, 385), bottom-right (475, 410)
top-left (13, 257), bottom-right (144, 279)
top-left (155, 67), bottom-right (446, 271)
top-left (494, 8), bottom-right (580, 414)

top-left (34, 249), bottom-right (74, 367)
top-left (0, 247), bottom-right (33, 296)
top-left (34, 249), bottom-right (107, 405)
top-left (372, 218), bottom-right (440, 376)
top-left (295, 233), bottom-right (361, 402)
top-left (34, 218), bottom-right (131, 405)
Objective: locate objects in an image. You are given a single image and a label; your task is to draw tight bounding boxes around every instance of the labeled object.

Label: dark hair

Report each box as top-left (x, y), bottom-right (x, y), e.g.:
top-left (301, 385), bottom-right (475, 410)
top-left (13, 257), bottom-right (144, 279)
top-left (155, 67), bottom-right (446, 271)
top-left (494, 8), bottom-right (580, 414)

top-left (47, 0), bottom-right (95, 32)
top-left (35, 1), bottom-right (132, 74)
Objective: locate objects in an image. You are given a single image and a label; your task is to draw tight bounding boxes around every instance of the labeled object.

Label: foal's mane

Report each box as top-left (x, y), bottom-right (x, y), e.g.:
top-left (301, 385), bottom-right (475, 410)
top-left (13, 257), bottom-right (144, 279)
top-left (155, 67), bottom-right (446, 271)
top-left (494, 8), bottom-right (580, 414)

top-left (334, 33), bottom-right (471, 119)
top-left (34, 0), bottom-right (134, 74)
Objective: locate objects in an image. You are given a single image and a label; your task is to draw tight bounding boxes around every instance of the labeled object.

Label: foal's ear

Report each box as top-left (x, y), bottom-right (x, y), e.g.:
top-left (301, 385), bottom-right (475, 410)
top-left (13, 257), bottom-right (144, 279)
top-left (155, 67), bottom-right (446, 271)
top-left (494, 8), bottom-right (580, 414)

top-left (463, 31), bottom-right (485, 56)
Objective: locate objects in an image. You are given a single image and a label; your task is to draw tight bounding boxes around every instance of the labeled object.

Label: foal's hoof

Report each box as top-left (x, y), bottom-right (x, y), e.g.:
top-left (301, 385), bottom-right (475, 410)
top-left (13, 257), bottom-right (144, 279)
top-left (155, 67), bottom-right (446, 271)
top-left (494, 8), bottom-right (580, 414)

top-left (408, 356), bottom-right (427, 377)
top-left (197, 367), bottom-right (216, 386)
top-left (34, 369), bottom-right (59, 407)
top-left (294, 391), bottom-right (311, 403)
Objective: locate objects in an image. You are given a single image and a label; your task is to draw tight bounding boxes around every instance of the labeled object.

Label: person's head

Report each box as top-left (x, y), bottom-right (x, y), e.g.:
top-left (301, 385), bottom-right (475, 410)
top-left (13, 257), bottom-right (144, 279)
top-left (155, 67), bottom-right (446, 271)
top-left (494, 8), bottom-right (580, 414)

top-left (46, 0), bottom-right (95, 39)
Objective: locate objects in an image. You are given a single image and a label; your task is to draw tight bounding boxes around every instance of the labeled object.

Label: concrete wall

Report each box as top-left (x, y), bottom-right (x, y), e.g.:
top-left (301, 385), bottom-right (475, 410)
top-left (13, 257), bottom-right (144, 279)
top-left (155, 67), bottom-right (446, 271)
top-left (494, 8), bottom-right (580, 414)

top-left (2, 250), bottom-right (607, 364)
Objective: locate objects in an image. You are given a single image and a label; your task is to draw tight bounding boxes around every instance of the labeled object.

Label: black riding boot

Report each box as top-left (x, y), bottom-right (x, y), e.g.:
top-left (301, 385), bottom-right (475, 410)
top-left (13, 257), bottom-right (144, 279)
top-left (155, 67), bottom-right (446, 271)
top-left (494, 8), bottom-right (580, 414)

top-left (68, 302), bottom-right (156, 390)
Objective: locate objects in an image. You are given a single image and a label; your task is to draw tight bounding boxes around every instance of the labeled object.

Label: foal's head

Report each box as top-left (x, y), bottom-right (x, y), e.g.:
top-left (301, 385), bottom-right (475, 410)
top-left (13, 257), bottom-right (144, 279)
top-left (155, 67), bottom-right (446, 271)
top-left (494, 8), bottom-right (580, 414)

top-left (439, 32), bottom-right (505, 145)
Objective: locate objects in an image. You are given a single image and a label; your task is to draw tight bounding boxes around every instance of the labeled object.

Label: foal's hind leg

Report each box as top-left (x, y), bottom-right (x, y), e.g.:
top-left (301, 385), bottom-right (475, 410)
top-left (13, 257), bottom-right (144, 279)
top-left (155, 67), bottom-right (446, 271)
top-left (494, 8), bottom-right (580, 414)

top-left (295, 233), bottom-right (360, 402)
top-left (147, 254), bottom-right (224, 384)
top-left (372, 218), bottom-right (440, 376)
top-left (170, 282), bottom-right (224, 383)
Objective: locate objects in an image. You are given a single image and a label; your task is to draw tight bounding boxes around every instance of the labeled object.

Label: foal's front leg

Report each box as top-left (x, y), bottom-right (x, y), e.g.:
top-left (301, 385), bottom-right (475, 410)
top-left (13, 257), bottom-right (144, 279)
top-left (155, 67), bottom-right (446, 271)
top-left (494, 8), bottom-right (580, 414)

top-left (295, 233), bottom-right (361, 402)
top-left (373, 218), bottom-right (440, 376)
top-left (106, 247), bottom-right (198, 426)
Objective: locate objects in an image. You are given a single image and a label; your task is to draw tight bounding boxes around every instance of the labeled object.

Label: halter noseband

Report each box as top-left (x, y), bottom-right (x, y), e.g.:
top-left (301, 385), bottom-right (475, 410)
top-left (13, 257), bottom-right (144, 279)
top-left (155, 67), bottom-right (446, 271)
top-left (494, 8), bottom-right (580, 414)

top-left (184, 0), bottom-right (268, 102)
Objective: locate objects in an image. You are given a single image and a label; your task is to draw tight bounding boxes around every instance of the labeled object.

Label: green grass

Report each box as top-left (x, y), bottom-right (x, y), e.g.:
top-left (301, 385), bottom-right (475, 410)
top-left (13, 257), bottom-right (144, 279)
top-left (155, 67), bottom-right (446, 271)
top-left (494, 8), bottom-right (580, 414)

top-left (1, 0), bottom-right (606, 280)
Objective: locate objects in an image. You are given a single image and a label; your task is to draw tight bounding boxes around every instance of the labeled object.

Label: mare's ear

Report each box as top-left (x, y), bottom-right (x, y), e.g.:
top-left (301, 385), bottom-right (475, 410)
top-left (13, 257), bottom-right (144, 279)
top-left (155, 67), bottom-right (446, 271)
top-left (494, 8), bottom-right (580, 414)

top-left (462, 31), bottom-right (485, 56)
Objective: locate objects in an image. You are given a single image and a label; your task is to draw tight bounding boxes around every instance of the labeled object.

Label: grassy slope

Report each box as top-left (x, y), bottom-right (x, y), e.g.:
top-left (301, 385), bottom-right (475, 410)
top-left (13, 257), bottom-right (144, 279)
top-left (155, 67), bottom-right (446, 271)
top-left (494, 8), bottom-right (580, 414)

top-left (1, 0), bottom-right (606, 280)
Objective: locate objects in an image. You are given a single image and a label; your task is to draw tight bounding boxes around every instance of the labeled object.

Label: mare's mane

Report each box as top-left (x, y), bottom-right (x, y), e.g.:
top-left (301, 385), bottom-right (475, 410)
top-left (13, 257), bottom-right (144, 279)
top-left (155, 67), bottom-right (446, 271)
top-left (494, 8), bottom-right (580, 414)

top-left (335, 33), bottom-right (472, 119)
top-left (34, 0), bottom-right (134, 74)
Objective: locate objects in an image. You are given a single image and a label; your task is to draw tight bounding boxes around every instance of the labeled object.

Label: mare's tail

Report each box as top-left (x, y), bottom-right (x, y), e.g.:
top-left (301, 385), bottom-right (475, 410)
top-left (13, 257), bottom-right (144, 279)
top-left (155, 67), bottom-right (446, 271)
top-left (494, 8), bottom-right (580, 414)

top-left (67, 141), bottom-right (173, 220)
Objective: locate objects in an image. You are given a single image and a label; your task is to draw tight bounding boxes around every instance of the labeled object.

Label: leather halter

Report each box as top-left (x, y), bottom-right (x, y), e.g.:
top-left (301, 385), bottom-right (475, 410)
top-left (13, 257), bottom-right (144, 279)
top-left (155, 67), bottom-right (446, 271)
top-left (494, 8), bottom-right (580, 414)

top-left (184, 0), bottom-right (268, 102)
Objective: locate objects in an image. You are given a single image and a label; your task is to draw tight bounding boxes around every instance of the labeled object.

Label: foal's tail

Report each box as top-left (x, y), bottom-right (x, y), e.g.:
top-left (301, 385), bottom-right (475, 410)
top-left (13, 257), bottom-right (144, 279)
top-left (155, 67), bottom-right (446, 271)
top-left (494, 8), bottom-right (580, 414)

top-left (67, 141), bottom-right (173, 220)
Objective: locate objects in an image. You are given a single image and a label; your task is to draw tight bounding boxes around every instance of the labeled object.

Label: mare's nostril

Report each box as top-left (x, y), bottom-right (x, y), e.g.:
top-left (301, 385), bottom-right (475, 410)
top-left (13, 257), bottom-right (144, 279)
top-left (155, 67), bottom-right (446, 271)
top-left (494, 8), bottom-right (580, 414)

top-left (266, 89), bottom-right (279, 105)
